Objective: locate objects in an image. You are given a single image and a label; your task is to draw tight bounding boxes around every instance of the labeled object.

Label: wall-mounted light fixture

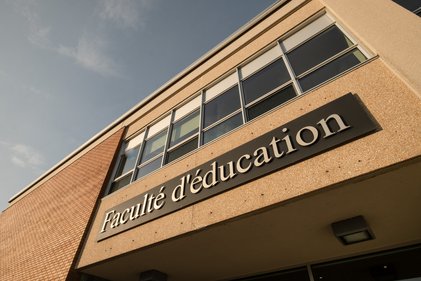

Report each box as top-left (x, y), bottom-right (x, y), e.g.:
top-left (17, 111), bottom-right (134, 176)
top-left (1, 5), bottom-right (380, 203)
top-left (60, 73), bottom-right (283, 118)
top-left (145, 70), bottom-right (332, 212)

top-left (331, 215), bottom-right (375, 245)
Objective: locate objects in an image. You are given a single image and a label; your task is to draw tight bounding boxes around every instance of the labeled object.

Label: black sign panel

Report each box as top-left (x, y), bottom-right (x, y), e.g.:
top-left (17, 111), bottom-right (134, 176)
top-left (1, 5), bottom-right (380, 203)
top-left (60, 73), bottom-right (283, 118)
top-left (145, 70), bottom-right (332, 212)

top-left (97, 93), bottom-right (378, 241)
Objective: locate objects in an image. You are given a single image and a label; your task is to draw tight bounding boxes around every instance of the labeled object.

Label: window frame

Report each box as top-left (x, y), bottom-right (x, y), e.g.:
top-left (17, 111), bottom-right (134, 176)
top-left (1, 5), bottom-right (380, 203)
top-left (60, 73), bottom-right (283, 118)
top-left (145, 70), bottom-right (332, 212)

top-left (281, 13), bottom-right (371, 93)
top-left (165, 103), bottom-right (201, 164)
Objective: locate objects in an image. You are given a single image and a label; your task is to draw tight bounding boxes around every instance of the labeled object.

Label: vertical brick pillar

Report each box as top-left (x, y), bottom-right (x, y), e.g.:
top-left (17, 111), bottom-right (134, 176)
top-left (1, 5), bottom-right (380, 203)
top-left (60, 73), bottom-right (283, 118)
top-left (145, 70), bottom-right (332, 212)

top-left (0, 128), bottom-right (124, 281)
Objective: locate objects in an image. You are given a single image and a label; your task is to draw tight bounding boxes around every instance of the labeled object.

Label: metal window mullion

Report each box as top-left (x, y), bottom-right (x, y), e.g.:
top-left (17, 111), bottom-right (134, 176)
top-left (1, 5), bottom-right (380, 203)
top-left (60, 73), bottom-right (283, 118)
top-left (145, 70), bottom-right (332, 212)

top-left (161, 110), bottom-right (175, 166)
top-left (236, 67), bottom-right (247, 123)
top-left (307, 265), bottom-right (316, 281)
top-left (130, 128), bottom-right (149, 183)
top-left (278, 42), bottom-right (303, 95)
top-left (198, 90), bottom-right (205, 146)
top-left (295, 45), bottom-right (358, 80)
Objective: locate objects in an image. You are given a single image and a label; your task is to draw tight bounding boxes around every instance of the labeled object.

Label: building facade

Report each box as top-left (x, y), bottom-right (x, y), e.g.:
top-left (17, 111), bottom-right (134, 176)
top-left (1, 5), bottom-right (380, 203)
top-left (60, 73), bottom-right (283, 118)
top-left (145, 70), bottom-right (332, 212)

top-left (1, 0), bottom-right (421, 280)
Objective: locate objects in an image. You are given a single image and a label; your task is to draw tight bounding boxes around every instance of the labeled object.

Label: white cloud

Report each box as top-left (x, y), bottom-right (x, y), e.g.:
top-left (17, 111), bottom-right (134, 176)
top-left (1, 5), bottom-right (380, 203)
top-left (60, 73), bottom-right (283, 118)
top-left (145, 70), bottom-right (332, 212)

top-left (0, 142), bottom-right (45, 170)
top-left (58, 34), bottom-right (121, 77)
top-left (16, 0), bottom-right (52, 49)
top-left (99, 0), bottom-right (152, 29)
top-left (13, 0), bottom-right (122, 77)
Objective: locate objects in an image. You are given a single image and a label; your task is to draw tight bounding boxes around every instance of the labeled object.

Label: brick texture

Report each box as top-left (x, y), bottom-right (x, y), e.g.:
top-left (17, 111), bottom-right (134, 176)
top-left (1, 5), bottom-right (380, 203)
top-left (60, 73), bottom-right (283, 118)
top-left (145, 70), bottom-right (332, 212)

top-left (0, 128), bottom-right (124, 281)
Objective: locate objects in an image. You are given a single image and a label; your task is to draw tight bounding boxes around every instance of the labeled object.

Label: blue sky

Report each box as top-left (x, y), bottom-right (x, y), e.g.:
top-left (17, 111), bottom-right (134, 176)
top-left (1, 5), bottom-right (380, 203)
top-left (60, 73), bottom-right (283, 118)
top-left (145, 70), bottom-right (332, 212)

top-left (0, 0), bottom-right (276, 211)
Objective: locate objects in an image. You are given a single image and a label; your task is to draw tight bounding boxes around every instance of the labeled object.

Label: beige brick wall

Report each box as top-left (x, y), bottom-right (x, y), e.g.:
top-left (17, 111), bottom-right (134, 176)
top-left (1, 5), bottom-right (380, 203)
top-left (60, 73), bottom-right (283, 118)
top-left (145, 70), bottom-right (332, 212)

top-left (0, 128), bottom-right (124, 281)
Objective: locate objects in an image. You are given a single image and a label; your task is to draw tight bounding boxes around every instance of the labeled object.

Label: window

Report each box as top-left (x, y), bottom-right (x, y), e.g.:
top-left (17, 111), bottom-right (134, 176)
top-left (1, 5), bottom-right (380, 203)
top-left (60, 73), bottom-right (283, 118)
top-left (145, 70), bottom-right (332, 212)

top-left (247, 85), bottom-right (296, 120)
top-left (240, 45), bottom-right (297, 121)
top-left (110, 132), bottom-right (144, 193)
top-left (203, 73), bottom-right (243, 144)
top-left (166, 96), bottom-right (201, 164)
top-left (107, 13), bottom-right (370, 194)
top-left (282, 14), bottom-right (367, 92)
top-left (298, 49), bottom-right (366, 91)
top-left (203, 113), bottom-right (243, 144)
top-left (134, 115), bottom-right (170, 181)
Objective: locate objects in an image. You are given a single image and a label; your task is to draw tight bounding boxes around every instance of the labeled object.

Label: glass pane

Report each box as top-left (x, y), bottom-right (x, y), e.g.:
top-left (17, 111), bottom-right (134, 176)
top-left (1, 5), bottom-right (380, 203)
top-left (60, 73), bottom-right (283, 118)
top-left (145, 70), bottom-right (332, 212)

top-left (241, 45), bottom-right (282, 78)
top-left (170, 109), bottom-right (200, 147)
top-left (115, 146), bottom-right (139, 178)
top-left (110, 173), bottom-right (132, 193)
top-left (204, 85), bottom-right (241, 128)
top-left (203, 113), bottom-right (243, 144)
top-left (312, 245), bottom-right (421, 281)
top-left (135, 156), bottom-right (162, 180)
top-left (287, 25), bottom-right (354, 76)
top-left (174, 95), bottom-right (201, 121)
top-left (205, 72), bottom-right (238, 101)
top-left (126, 132), bottom-right (144, 150)
top-left (282, 14), bottom-right (333, 51)
top-left (141, 130), bottom-right (167, 163)
top-left (232, 267), bottom-right (310, 281)
top-left (148, 115), bottom-right (171, 136)
top-left (242, 58), bottom-right (291, 105)
top-left (166, 136), bottom-right (198, 164)
top-left (247, 85), bottom-right (296, 120)
top-left (299, 49), bottom-right (366, 92)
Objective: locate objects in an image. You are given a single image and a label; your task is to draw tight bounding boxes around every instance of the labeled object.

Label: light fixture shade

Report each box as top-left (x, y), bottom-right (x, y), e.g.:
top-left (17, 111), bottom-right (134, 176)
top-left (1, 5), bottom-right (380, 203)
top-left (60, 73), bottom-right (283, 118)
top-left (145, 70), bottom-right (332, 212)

top-left (331, 215), bottom-right (375, 245)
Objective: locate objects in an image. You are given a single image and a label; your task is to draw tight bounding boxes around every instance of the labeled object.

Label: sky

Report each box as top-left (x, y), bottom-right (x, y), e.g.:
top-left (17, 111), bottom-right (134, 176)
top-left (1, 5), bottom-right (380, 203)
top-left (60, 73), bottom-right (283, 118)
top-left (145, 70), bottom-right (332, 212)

top-left (0, 0), bottom-right (276, 211)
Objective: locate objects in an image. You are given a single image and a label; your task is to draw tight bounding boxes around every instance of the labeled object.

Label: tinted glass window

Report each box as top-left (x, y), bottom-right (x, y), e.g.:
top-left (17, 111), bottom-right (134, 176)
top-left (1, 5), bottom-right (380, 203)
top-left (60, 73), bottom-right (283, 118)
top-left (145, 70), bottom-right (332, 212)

top-left (287, 25), bottom-right (354, 76)
top-left (166, 136), bottom-right (198, 164)
top-left (110, 173), bottom-right (132, 193)
top-left (204, 86), bottom-right (241, 128)
top-left (203, 113), bottom-right (243, 144)
top-left (115, 146), bottom-right (139, 177)
top-left (141, 130), bottom-right (167, 163)
top-left (299, 49), bottom-right (366, 91)
top-left (135, 157), bottom-right (162, 180)
top-left (247, 85), bottom-right (296, 120)
top-left (242, 58), bottom-right (290, 105)
top-left (170, 110), bottom-right (199, 147)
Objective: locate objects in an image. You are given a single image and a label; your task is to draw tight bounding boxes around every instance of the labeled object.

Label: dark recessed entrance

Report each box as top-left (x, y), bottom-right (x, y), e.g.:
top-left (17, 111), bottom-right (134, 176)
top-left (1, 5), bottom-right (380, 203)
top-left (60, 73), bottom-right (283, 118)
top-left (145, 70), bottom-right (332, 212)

top-left (233, 245), bottom-right (421, 281)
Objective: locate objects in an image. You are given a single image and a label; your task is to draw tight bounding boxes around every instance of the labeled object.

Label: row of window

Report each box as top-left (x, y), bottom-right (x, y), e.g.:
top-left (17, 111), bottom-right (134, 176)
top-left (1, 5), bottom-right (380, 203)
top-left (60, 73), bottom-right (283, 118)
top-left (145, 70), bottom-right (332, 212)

top-left (108, 13), bottom-right (370, 194)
